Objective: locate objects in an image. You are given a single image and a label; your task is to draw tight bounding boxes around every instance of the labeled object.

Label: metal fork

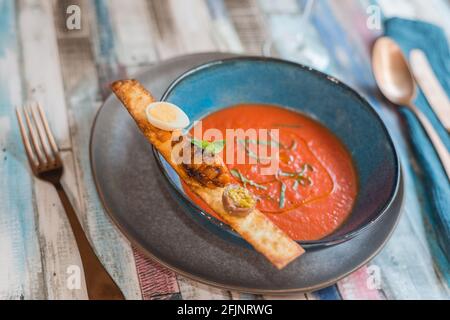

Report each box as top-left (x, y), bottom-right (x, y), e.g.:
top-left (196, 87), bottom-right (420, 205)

top-left (16, 103), bottom-right (125, 300)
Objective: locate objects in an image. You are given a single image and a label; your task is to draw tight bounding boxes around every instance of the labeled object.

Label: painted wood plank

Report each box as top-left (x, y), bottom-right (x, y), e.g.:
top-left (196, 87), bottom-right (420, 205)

top-left (0, 0), bottom-right (45, 299)
top-left (146, 0), bottom-right (185, 58)
top-left (263, 293), bottom-right (308, 300)
top-left (337, 266), bottom-right (385, 300)
top-left (17, 0), bottom-right (71, 150)
top-left (276, 287), bottom-right (342, 300)
top-left (165, 0), bottom-right (220, 53)
top-left (206, 0), bottom-right (244, 53)
top-left (52, 0), bottom-right (143, 299)
top-left (177, 277), bottom-right (231, 300)
top-left (16, 0), bottom-right (90, 299)
top-left (258, 0), bottom-right (331, 72)
top-left (311, 285), bottom-right (343, 300)
top-left (133, 250), bottom-right (180, 300)
top-left (108, 0), bottom-right (158, 66)
top-left (259, 0), bottom-right (299, 13)
top-left (87, 0), bottom-right (124, 97)
top-left (229, 291), bottom-right (262, 300)
top-left (223, 0), bottom-right (268, 54)
top-left (146, 0), bottom-right (218, 59)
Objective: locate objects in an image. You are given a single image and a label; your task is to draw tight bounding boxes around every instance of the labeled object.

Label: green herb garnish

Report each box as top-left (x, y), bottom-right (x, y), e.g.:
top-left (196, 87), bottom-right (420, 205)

top-left (279, 163), bottom-right (313, 178)
top-left (230, 169), bottom-right (268, 190)
top-left (278, 163), bottom-right (314, 188)
top-left (269, 132), bottom-right (286, 149)
top-left (237, 138), bottom-right (280, 147)
top-left (238, 140), bottom-right (272, 161)
top-left (279, 182), bottom-right (287, 208)
top-left (191, 138), bottom-right (226, 154)
top-left (289, 140), bottom-right (298, 150)
top-left (297, 175), bottom-right (313, 186)
top-left (279, 171), bottom-right (297, 177)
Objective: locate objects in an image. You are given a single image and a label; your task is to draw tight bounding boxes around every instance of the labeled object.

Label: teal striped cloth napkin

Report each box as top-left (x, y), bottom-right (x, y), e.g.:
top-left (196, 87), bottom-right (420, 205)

top-left (384, 18), bottom-right (450, 260)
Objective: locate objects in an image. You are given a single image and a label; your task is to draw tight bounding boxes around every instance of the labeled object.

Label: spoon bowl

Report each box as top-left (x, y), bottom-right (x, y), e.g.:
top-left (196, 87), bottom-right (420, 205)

top-left (372, 37), bottom-right (416, 106)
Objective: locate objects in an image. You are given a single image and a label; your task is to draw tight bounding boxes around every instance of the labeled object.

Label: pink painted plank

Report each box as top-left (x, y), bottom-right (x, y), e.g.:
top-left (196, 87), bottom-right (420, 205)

top-left (133, 249), bottom-right (180, 300)
top-left (337, 266), bottom-right (385, 300)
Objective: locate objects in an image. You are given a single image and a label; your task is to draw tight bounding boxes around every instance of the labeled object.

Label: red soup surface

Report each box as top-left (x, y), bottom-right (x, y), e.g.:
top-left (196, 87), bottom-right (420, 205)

top-left (183, 104), bottom-right (358, 241)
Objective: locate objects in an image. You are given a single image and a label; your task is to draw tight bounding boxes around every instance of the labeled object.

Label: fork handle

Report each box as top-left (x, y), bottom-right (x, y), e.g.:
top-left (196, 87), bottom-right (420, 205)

top-left (55, 182), bottom-right (125, 300)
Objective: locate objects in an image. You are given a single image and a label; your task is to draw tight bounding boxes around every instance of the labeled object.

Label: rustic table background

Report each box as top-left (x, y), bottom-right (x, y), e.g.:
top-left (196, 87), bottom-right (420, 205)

top-left (0, 0), bottom-right (449, 300)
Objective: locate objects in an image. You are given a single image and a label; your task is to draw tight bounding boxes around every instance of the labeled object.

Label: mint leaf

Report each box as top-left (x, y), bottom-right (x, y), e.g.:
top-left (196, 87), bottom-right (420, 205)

top-left (191, 138), bottom-right (225, 154)
top-left (205, 140), bottom-right (225, 154)
top-left (191, 138), bottom-right (210, 149)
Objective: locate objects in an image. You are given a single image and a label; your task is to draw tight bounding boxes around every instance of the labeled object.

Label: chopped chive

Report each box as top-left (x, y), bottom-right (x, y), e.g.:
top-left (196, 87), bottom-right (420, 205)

top-left (298, 163), bottom-right (314, 176)
top-left (279, 171), bottom-right (297, 177)
top-left (279, 182), bottom-right (286, 209)
top-left (279, 163), bottom-right (313, 177)
top-left (230, 168), bottom-right (241, 180)
top-left (278, 163), bottom-right (314, 188)
top-left (289, 140), bottom-right (298, 150)
top-left (238, 140), bottom-right (272, 161)
top-left (297, 177), bottom-right (307, 186)
top-left (269, 132), bottom-right (286, 149)
top-left (230, 168), bottom-right (268, 190)
top-left (237, 139), bottom-right (280, 147)
top-left (297, 175), bottom-right (313, 186)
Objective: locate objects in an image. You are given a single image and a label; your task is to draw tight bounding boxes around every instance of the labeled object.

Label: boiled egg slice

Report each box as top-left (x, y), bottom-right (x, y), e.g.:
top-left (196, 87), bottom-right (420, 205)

top-left (145, 101), bottom-right (190, 131)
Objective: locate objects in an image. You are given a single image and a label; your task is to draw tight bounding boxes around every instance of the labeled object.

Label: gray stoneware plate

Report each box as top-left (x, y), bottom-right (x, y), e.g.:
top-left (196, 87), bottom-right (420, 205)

top-left (90, 52), bottom-right (404, 293)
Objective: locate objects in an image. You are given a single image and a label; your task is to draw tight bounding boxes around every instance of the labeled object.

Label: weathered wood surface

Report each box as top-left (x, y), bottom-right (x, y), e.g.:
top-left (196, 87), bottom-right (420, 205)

top-left (0, 0), bottom-right (449, 300)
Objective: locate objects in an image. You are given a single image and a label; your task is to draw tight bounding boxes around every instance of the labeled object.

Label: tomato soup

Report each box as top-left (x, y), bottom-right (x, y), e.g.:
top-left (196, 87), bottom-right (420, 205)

top-left (183, 104), bottom-right (358, 240)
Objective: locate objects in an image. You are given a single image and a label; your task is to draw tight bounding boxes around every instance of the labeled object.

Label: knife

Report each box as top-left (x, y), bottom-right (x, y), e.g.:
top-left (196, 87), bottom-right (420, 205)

top-left (410, 49), bottom-right (450, 131)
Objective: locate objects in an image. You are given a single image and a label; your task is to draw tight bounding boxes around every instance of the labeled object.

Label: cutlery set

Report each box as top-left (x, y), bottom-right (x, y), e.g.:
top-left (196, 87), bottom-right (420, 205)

top-left (372, 37), bottom-right (450, 179)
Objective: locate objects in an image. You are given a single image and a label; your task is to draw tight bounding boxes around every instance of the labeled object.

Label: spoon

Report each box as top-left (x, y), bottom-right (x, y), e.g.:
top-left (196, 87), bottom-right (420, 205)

top-left (372, 36), bottom-right (450, 179)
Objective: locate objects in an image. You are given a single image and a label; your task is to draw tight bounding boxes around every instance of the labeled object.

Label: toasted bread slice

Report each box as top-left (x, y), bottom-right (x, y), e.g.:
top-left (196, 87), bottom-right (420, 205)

top-left (111, 79), bottom-right (304, 269)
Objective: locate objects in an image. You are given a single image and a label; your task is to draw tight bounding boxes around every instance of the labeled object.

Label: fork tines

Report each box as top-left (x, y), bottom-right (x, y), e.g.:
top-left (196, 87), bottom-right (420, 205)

top-left (16, 103), bottom-right (60, 170)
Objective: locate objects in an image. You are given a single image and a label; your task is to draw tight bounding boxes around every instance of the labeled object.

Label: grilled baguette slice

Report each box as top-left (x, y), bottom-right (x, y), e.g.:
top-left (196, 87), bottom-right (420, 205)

top-left (111, 79), bottom-right (305, 269)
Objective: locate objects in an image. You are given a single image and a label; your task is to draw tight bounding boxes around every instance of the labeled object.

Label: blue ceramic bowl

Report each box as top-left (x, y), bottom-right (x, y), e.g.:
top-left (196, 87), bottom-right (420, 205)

top-left (154, 57), bottom-right (400, 248)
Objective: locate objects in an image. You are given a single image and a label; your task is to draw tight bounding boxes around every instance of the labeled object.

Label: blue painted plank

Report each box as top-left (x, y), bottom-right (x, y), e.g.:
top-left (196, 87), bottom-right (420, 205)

top-left (314, 285), bottom-right (342, 300)
top-left (91, 0), bottom-right (124, 97)
top-left (0, 0), bottom-right (44, 299)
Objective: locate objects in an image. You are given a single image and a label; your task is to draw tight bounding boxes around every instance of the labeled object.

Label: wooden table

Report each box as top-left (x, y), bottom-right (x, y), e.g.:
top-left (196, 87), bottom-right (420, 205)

top-left (0, 0), bottom-right (449, 300)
